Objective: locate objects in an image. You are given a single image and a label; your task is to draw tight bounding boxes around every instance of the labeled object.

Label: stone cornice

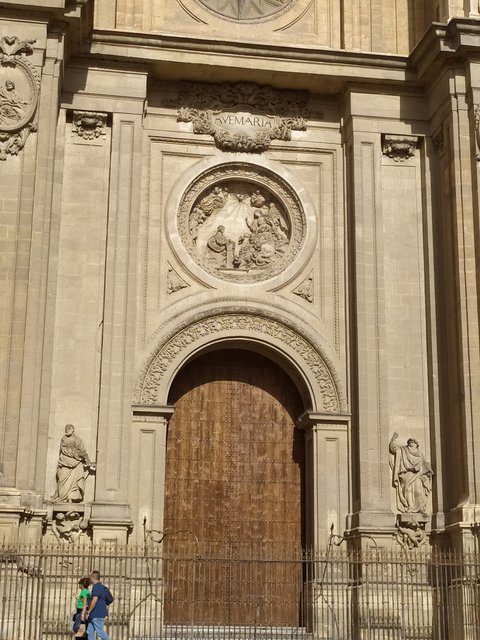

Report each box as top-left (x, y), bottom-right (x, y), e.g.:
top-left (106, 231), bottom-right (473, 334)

top-left (83, 19), bottom-right (480, 93)
top-left (88, 29), bottom-right (412, 92)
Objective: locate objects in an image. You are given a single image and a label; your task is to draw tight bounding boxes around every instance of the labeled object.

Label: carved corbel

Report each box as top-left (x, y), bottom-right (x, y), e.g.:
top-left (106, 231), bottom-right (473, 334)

top-left (72, 110), bottom-right (108, 141)
top-left (382, 134), bottom-right (419, 162)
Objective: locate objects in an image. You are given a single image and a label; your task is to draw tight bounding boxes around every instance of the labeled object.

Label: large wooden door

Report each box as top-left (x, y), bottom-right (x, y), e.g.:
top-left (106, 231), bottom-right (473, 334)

top-left (163, 349), bottom-right (305, 627)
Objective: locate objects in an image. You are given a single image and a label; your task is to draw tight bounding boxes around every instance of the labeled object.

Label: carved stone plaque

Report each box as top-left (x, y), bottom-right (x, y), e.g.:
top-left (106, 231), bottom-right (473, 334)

top-left (177, 81), bottom-right (310, 152)
top-left (197, 0), bottom-right (295, 21)
top-left (177, 164), bottom-right (305, 283)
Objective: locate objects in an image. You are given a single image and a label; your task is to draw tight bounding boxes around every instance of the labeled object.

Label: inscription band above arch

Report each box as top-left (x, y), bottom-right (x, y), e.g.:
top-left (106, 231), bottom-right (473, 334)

top-left (134, 313), bottom-right (341, 413)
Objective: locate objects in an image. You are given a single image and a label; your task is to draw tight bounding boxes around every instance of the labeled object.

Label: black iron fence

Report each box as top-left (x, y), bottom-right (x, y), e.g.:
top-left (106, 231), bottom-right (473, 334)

top-left (0, 543), bottom-right (479, 639)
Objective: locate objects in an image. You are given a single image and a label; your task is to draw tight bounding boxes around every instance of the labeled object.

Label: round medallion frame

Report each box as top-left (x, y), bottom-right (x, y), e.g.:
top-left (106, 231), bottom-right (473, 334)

top-left (0, 57), bottom-right (39, 133)
top-left (166, 156), bottom-right (318, 290)
top-left (195, 0), bottom-right (295, 23)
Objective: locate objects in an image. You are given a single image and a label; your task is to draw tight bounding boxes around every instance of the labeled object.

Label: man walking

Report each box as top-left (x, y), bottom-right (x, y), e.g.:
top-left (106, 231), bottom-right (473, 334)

top-left (85, 571), bottom-right (110, 640)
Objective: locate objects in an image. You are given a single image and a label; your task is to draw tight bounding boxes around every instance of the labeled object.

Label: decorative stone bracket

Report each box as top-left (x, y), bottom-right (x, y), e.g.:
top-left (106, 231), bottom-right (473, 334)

top-left (382, 134), bottom-right (419, 162)
top-left (72, 110), bottom-right (108, 141)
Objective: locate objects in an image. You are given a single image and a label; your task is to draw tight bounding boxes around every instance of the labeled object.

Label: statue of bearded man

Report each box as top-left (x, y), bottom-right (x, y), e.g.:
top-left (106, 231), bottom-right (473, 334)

top-left (389, 433), bottom-right (433, 514)
top-left (52, 424), bottom-right (95, 503)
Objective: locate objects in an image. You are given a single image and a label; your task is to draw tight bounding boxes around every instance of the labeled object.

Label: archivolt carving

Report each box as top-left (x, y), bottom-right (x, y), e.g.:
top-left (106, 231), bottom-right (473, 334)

top-left (177, 163), bottom-right (305, 283)
top-left (135, 313), bottom-right (340, 413)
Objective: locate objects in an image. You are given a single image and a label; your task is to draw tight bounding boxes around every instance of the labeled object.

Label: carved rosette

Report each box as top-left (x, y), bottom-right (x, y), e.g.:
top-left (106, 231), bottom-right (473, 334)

top-left (177, 81), bottom-right (310, 152)
top-left (135, 313), bottom-right (341, 413)
top-left (177, 163), bottom-right (305, 283)
top-left (0, 36), bottom-right (40, 160)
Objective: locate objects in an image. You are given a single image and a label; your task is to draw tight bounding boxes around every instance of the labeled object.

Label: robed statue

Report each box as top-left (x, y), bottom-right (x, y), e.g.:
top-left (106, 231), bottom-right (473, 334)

top-left (389, 433), bottom-right (433, 514)
top-left (52, 424), bottom-right (95, 503)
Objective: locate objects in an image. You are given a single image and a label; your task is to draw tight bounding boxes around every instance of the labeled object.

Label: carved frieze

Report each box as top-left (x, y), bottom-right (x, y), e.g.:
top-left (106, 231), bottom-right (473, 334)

top-left (0, 36), bottom-right (40, 160)
top-left (135, 313), bottom-right (341, 413)
top-left (177, 81), bottom-right (310, 152)
top-left (177, 163), bottom-right (305, 283)
top-left (382, 134), bottom-right (418, 162)
top-left (72, 110), bottom-right (108, 141)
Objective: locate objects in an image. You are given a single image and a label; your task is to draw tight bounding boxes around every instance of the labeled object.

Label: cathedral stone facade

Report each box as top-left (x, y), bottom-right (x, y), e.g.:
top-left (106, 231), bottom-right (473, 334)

top-left (1, 0), bottom-right (480, 560)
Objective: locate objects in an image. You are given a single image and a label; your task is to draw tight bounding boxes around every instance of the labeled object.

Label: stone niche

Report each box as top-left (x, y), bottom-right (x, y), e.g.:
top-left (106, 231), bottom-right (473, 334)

top-left (175, 163), bottom-right (306, 284)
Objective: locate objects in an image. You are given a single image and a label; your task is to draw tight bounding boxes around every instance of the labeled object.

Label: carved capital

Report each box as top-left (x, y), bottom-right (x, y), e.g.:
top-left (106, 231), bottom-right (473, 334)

top-left (382, 134), bottom-right (418, 162)
top-left (72, 111), bottom-right (108, 140)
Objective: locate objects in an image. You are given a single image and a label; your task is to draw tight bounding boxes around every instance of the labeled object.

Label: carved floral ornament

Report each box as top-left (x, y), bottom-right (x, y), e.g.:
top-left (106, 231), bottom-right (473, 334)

top-left (134, 313), bottom-right (341, 413)
top-left (177, 163), bottom-right (305, 283)
top-left (177, 81), bottom-right (311, 152)
top-left (0, 36), bottom-right (40, 160)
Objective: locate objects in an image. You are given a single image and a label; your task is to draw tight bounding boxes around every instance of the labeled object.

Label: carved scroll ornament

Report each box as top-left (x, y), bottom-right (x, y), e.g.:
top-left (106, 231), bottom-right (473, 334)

top-left (135, 313), bottom-right (341, 413)
top-left (0, 37), bottom-right (40, 160)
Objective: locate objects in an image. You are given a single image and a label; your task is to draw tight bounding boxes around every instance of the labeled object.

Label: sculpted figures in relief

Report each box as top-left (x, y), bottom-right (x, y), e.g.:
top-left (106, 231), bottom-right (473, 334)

top-left (52, 424), bottom-right (95, 504)
top-left (0, 80), bottom-right (28, 126)
top-left (188, 183), bottom-right (291, 275)
top-left (389, 432), bottom-right (433, 514)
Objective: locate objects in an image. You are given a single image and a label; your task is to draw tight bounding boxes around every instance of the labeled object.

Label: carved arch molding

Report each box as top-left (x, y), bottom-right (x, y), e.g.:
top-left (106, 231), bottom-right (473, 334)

top-left (134, 313), bottom-right (343, 413)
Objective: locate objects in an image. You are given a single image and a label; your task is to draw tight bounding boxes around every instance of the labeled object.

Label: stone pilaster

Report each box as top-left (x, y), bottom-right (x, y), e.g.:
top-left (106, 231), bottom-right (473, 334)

top-left (129, 406), bottom-right (174, 542)
top-left (299, 412), bottom-right (350, 548)
top-left (343, 111), bottom-right (394, 540)
top-left (90, 107), bottom-right (144, 540)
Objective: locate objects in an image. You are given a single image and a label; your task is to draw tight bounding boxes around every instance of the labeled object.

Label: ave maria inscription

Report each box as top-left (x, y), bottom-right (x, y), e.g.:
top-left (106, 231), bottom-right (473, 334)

top-left (178, 107), bottom-right (307, 152)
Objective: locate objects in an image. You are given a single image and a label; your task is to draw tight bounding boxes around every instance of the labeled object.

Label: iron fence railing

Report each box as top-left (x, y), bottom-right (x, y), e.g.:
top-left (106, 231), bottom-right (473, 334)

top-left (0, 543), bottom-right (479, 640)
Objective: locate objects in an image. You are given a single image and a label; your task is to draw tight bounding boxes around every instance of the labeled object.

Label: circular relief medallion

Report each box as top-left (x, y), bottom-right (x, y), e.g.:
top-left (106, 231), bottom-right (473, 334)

top-left (197, 0), bottom-right (294, 22)
top-left (0, 59), bottom-right (39, 132)
top-left (178, 164), bottom-right (305, 284)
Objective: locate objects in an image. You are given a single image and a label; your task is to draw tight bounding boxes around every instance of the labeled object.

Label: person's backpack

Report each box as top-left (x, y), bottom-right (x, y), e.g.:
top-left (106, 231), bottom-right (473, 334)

top-left (103, 585), bottom-right (114, 606)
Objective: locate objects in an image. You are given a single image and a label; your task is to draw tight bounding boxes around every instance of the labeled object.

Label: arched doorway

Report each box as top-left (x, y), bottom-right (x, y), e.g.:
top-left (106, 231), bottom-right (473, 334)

top-left (163, 348), bottom-right (306, 627)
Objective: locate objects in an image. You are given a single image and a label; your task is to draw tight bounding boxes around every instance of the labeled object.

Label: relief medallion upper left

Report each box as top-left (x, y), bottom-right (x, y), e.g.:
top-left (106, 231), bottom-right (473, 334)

top-left (0, 36), bottom-right (40, 160)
